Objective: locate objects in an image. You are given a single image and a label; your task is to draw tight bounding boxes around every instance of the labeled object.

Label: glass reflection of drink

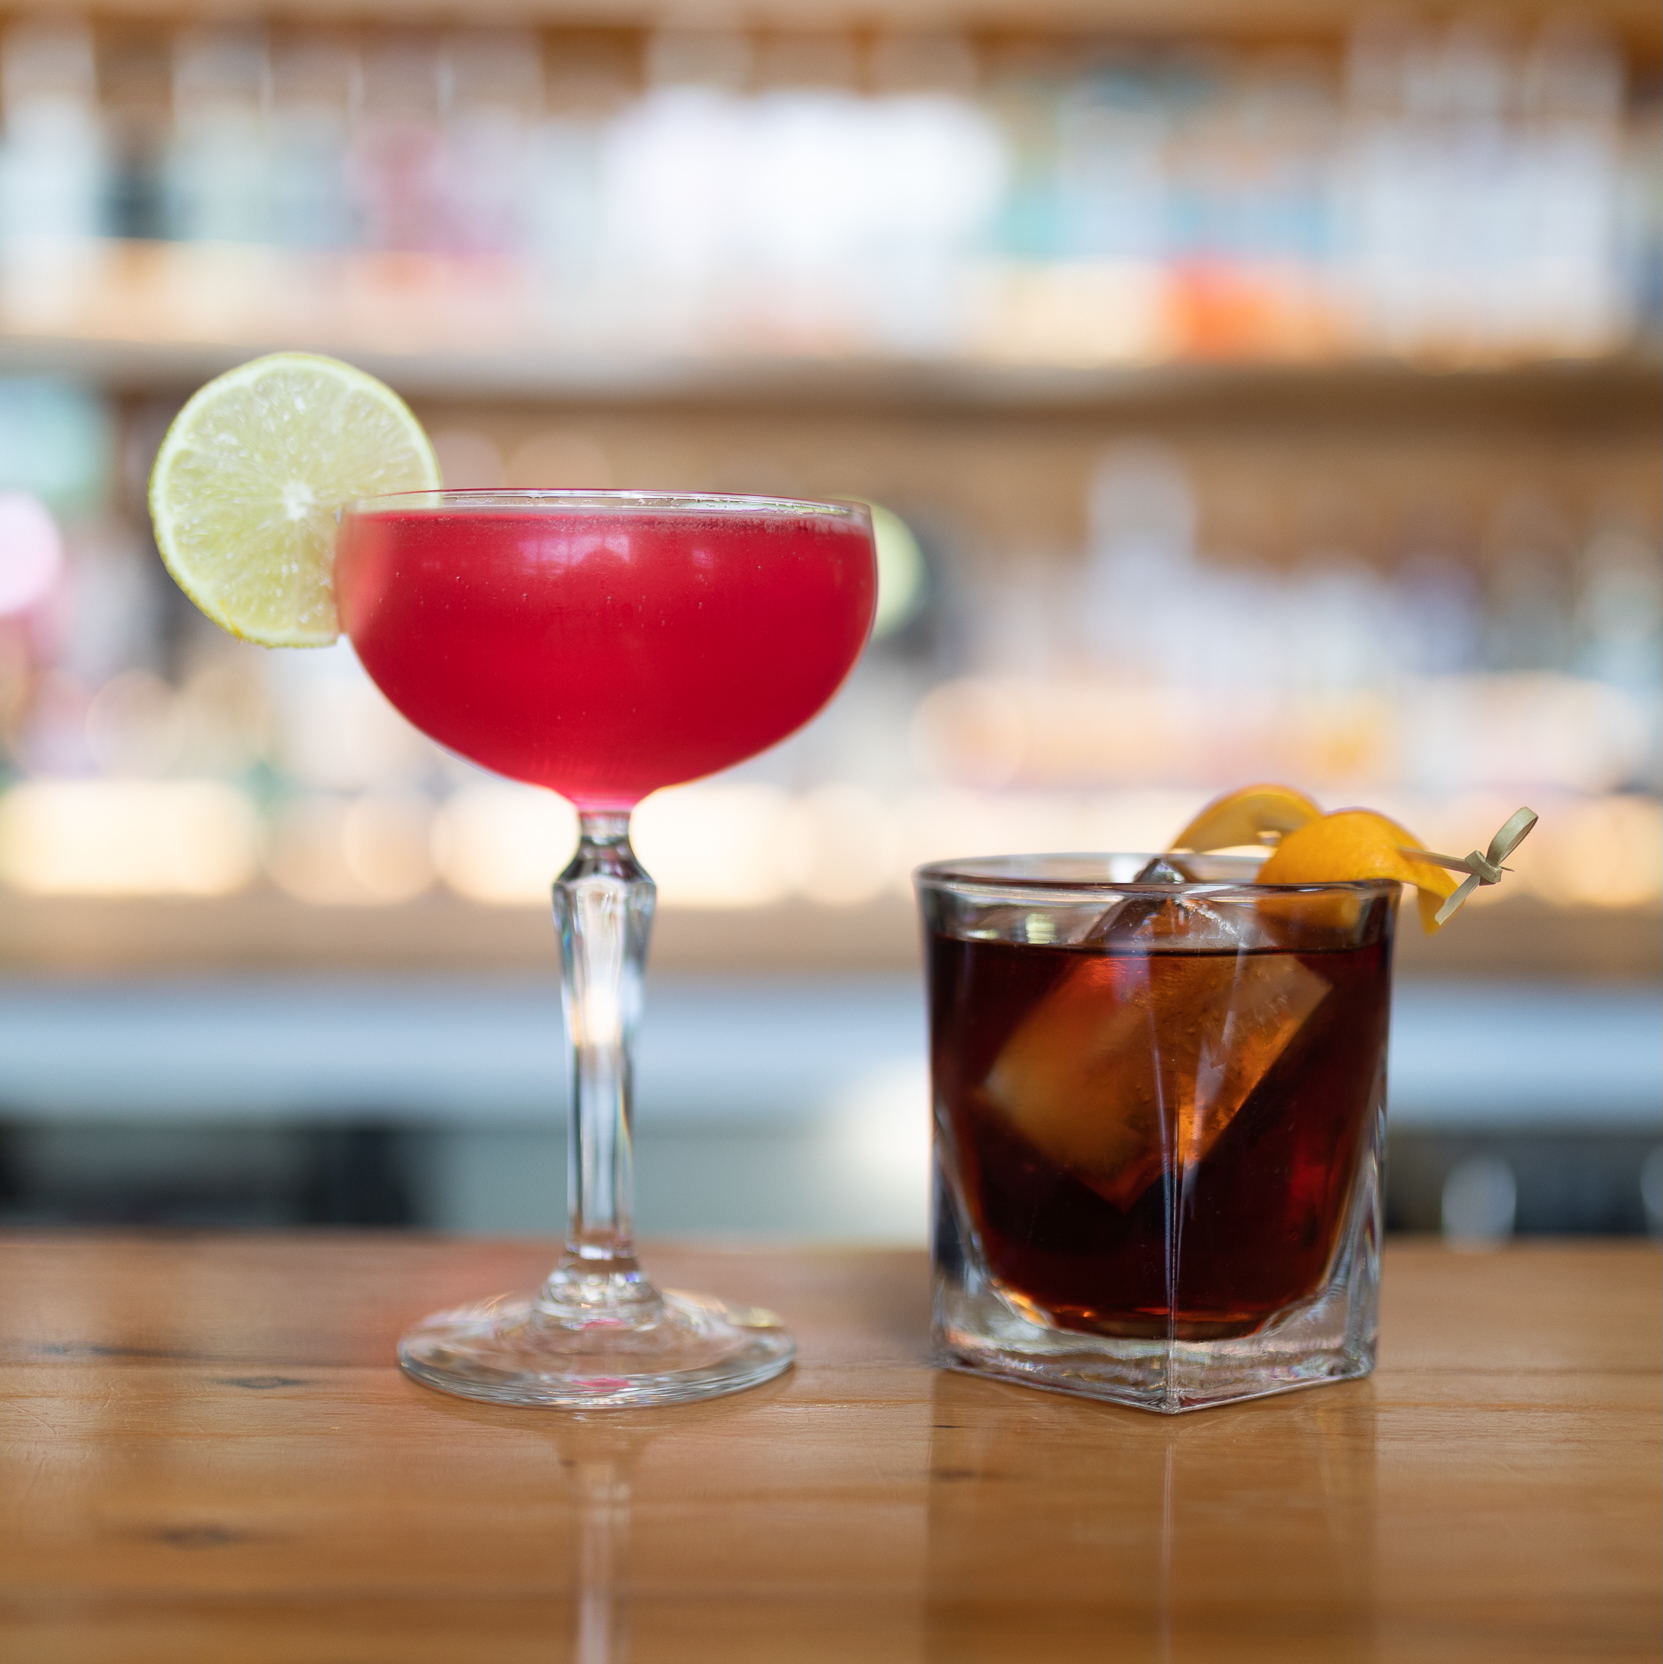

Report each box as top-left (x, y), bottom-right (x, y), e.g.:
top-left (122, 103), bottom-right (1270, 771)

top-left (919, 854), bottom-right (1393, 1412)
top-left (338, 490), bottom-right (875, 1407)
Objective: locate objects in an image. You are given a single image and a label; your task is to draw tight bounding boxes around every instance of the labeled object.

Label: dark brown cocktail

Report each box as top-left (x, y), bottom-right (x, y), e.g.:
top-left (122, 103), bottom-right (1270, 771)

top-left (919, 853), bottom-right (1396, 1411)
top-left (930, 930), bottom-right (1390, 1340)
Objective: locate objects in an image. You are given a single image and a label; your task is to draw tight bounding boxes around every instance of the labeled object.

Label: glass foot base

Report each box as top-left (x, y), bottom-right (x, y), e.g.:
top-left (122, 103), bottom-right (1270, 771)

top-left (398, 1288), bottom-right (795, 1409)
top-left (935, 1242), bottom-right (1378, 1414)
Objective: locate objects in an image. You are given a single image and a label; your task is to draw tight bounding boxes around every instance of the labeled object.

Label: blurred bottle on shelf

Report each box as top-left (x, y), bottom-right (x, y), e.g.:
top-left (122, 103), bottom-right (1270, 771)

top-left (1483, 497), bottom-right (1577, 673)
top-left (269, 33), bottom-right (353, 251)
top-left (2, 13), bottom-right (1653, 363)
top-left (442, 31), bottom-right (540, 259)
top-left (0, 20), bottom-right (106, 239)
top-left (1340, 17), bottom-right (1629, 357)
top-left (97, 24), bottom-right (171, 245)
top-left (1520, 21), bottom-right (1630, 353)
top-left (600, 28), bottom-right (754, 352)
top-left (0, 20), bottom-right (109, 326)
top-left (1393, 553), bottom-right (1483, 678)
top-left (745, 31), bottom-right (879, 352)
top-left (1574, 526), bottom-right (1663, 787)
top-left (1621, 96), bottom-right (1663, 334)
top-left (982, 41), bottom-right (1068, 263)
top-left (862, 34), bottom-right (1003, 354)
top-left (163, 26), bottom-right (271, 245)
top-left (350, 30), bottom-right (445, 254)
top-left (526, 35), bottom-right (628, 340)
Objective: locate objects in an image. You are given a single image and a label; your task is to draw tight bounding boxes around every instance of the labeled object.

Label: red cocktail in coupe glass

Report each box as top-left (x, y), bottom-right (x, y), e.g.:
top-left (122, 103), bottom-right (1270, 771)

top-left (336, 490), bottom-right (876, 1407)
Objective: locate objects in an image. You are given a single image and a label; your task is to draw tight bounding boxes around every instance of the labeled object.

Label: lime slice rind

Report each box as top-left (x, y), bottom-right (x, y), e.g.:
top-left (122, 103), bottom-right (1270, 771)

top-left (149, 353), bottom-right (439, 648)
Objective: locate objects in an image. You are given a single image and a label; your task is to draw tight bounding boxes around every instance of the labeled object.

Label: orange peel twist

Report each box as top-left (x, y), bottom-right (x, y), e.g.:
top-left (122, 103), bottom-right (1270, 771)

top-left (1170, 784), bottom-right (1539, 935)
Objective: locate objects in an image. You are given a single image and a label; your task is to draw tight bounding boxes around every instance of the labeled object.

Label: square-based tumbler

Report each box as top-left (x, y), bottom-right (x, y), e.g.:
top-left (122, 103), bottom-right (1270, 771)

top-left (918, 853), bottom-right (1396, 1413)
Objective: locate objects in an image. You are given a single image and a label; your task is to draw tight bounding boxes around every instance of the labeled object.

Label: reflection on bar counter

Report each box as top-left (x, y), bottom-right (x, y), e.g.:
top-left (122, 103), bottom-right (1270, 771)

top-left (0, 16), bottom-right (1657, 363)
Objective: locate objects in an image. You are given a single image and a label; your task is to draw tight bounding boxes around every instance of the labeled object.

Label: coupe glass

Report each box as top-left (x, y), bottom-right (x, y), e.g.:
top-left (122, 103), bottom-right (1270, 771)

top-left (335, 490), bottom-right (876, 1406)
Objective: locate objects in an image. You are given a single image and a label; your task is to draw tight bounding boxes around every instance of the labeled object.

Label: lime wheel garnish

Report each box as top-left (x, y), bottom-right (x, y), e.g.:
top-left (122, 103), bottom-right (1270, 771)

top-left (149, 352), bottom-right (439, 647)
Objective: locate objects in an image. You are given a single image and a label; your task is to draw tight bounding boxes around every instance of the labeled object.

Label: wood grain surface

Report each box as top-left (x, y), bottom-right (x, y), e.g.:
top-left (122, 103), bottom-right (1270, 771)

top-left (0, 1234), bottom-right (1656, 1664)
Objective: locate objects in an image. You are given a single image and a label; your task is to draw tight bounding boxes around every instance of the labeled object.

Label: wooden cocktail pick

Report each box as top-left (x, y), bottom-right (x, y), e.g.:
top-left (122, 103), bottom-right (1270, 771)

top-left (1403, 807), bottom-right (1539, 928)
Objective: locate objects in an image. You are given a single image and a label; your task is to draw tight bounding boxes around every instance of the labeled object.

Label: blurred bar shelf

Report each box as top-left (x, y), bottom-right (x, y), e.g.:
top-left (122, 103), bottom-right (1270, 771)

top-left (0, 888), bottom-right (1656, 980)
top-left (2, 330), bottom-right (1657, 420)
top-left (1, 0), bottom-right (1658, 40)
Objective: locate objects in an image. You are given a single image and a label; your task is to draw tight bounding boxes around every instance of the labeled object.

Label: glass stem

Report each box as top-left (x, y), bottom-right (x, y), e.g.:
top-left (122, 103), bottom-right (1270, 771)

top-left (542, 810), bottom-right (658, 1321)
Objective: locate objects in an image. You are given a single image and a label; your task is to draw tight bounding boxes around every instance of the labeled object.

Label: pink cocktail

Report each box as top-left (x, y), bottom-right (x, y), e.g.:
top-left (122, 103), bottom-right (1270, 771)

top-left (337, 491), bottom-right (876, 1407)
top-left (338, 498), bottom-right (875, 809)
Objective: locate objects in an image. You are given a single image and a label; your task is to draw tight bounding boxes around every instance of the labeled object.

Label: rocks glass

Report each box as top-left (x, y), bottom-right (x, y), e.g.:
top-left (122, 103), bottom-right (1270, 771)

top-left (919, 853), bottom-right (1394, 1413)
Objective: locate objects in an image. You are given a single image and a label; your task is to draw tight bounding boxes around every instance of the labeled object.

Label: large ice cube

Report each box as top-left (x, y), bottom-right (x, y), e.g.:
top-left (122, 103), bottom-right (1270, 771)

top-left (1084, 858), bottom-right (1227, 948)
top-left (981, 950), bottom-right (1331, 1210)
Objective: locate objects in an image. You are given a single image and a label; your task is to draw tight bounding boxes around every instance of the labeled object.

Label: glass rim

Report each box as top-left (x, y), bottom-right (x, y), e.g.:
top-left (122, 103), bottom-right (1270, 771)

top-left (342, 488), bottom-right (873, 521)
top-left (914, 851), bottom-right (1402, 897)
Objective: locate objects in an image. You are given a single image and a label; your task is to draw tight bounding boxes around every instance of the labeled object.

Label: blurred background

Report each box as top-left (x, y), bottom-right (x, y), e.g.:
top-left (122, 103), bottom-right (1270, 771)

top-left (0, 0), bottom-right (1656, 1247)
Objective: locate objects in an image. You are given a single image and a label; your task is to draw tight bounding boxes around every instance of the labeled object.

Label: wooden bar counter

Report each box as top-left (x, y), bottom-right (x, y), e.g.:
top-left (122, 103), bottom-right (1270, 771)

top-left (1, 1233), bottom-right (1657, 1663)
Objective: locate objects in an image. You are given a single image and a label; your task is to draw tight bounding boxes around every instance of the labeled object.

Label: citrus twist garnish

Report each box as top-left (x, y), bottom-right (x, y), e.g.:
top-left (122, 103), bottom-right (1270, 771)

top-left (1172, 784), bottom-right (1538, 933)
top-left (148, 352), bottom-right (439, 647)
top-left (1256, 810), bottom-right (1461, 933)
top-left (1170, 783), bottom-right (1322, 853)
